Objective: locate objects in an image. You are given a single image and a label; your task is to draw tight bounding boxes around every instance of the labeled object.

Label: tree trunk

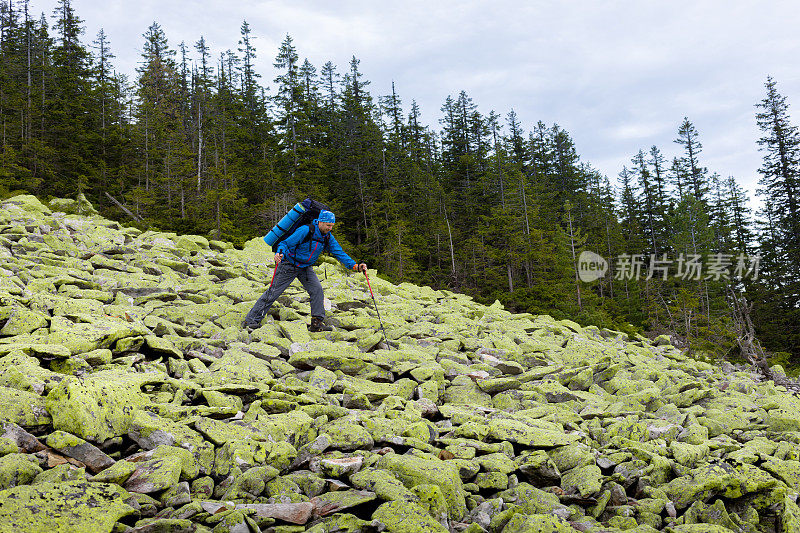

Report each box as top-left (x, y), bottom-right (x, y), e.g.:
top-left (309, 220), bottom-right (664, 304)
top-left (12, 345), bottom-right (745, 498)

top-left (197, 105), bottom-right (203, 191)
top-left (445, 209), bottom-right (456, 279)
top-left (567, 208), bottom-right (582, 311)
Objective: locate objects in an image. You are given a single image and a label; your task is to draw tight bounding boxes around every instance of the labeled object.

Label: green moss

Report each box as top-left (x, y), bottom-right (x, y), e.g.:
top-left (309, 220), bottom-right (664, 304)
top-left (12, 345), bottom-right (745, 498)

top-left (265, 475), bottom-right (306, 502)
top-left (288, 350), bottom-right (370, 375)
top-left (667, 524), bottom-right (742, 532)
top-left (151, 445), bottom-right (200, 480)
top-left (670, 441), bottom-right (710, 467)
top-left (442, 378), bottom-right (493, 408)
top-left (682, 499), bottom-right (741, 531)
top-left (510, 483), bottom-right (567, 515)
top-left (0, 352), bottom-right (62, 395)
top-left (662, 463), bottom-right (758, 509)
top-left (47, 315), bottom-right (151, 355)
top-left (308, 366), bottom-right (338, 392)
top-left (129, 410), bottom-right (215, 475)
top-left (221, 465), bottom-right (277, 500)
top-left (339, 376), bottom-right (417, 401)
top-left (475, 452), bottom-right (517, 474)
top-left (476, 377), bottom-right (522, 394)
top-left (607, 516), bottom-right (639, 530)
top-left (0, 438), bottom-right (18, 457)
top-left (284, 470), bottom-right (326, 497)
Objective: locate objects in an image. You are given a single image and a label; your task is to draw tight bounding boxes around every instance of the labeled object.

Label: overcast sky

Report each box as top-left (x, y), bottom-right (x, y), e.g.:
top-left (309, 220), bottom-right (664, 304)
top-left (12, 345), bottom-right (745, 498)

top-left (33, 0), bottom-right (800, 208)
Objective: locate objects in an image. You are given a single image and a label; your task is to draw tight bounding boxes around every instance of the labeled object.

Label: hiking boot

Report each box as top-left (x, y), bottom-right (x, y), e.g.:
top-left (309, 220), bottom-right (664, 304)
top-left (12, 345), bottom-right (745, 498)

top-left (242, 320), bottom-right (260, 332)
top-left (309, 316), bottom-right (332, 332)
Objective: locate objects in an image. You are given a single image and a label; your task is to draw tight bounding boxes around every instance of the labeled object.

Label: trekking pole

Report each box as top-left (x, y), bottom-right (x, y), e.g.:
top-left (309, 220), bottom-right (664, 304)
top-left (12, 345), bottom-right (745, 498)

top-left (266, 256), bottom-right (281, 297)
top-left (363, 269), bottom-right (391, 349)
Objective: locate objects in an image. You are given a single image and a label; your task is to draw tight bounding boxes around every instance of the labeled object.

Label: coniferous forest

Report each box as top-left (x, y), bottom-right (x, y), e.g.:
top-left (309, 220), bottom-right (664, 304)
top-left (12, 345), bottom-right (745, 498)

top-left (2, 1), bottom-right (800, 369)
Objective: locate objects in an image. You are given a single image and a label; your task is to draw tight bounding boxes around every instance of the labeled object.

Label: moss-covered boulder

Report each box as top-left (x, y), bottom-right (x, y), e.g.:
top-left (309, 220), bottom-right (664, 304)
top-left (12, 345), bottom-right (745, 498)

top-left (0, 387), bottom-right (51, 426)
top-left (45, 370), bottom-right (157, 442)
top-left (0, 453), bottom-right (43, 489)
top-left (372, 500), bottom-right (449, 533)
top-left (0, 481), bottom-right (135, 532)
top-left (377, 453), bottom-right (466, 520)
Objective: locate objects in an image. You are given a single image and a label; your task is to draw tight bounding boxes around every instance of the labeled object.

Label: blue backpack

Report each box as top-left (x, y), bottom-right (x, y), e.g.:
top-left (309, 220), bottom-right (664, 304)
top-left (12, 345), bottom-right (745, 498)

top-left (264, 198), bottom-right (330, 253)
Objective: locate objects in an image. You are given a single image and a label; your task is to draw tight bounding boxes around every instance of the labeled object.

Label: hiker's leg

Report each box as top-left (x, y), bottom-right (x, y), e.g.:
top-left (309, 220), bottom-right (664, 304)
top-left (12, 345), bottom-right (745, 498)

top-left (298, 266), bottom-right (325, 318)
top-left (245, 263), bottom-right (297, 324)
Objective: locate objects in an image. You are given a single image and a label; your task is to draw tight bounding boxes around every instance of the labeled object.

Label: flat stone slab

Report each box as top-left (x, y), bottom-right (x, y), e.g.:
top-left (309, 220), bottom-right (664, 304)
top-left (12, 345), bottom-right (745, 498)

top-left (237, 502), bottom-right (314, 524)
top-left (487, 418), bottom-right (580, 447)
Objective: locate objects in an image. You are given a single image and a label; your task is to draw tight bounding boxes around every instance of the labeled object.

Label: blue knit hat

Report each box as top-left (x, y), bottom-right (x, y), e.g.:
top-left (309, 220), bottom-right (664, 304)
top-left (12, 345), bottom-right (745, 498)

top-left (318, 210), bottom-right (336, 223)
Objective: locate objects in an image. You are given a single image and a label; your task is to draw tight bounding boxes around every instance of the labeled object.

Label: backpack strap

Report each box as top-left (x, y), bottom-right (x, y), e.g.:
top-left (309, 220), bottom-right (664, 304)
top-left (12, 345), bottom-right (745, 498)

top-left (294, 223), bottom-right (330, 255)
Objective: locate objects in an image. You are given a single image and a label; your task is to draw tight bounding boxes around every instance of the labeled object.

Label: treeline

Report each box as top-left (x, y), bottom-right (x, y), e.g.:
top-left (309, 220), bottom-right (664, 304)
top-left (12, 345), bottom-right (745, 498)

top-left (1, 1), bottom-right (799, 366)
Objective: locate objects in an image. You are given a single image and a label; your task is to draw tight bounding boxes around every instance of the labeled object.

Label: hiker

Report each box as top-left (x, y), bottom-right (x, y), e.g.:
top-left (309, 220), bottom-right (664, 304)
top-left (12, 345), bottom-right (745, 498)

top-left (244, 209), bottom-right (367, 332)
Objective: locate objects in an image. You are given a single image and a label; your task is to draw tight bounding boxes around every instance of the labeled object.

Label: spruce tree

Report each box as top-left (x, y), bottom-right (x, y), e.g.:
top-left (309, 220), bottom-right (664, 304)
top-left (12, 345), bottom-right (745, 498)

top-left (47, 0), bottom-right (94, 195)
top-left (754, 76), bottom-right (800, 357)
top-left (632, 149), bottom-right (660, 254)
top-left (755, 76), bottom-right (800, 269)
top-left (273, 34), bottom-right (300, 176)
top-left (674, 117), bottom-right (708, 202)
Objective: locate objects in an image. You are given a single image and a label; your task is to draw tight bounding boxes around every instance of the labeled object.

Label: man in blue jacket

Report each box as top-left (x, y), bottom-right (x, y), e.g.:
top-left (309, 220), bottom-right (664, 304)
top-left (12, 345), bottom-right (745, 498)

top-left (244, 210), bottom-right (367, 332)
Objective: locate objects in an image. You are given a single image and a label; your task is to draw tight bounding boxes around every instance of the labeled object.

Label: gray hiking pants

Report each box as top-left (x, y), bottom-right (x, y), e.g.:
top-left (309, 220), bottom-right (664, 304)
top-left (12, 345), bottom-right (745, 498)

top-left (245, 262), bottom-right (324, 325)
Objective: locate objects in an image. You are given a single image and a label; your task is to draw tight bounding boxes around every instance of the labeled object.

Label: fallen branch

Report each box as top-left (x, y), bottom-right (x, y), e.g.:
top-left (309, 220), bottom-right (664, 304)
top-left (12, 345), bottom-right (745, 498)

top-left (104, 192), bottom-right (143, 223)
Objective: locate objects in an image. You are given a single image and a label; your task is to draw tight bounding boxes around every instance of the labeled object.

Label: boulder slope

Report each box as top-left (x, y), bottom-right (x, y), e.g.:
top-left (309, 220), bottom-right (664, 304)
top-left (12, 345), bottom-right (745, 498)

top-left (1, 193), bottom-right (799, 533)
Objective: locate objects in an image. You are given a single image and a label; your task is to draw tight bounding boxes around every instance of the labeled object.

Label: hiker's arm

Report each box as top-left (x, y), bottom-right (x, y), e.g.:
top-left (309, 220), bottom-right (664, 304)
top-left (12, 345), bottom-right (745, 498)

top-left (277, 225), bottom-right (310, 256)
top-left (327, 234), bottom-right (357, 270)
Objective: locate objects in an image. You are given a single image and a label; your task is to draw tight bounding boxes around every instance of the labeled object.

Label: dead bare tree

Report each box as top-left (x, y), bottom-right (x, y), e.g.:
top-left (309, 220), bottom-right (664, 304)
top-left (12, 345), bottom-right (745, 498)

top-left (727, 286), bottom-right (797, 390)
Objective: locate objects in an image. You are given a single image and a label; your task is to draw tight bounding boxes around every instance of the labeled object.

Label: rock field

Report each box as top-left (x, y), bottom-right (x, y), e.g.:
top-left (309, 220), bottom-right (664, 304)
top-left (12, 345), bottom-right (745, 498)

top-left (1, 193), bottom-right (800, 533)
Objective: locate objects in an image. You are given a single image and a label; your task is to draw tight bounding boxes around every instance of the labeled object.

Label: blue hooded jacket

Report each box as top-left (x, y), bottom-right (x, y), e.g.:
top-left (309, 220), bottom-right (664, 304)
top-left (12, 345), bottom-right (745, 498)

top-left (277, 219), bottom-right (356, 269)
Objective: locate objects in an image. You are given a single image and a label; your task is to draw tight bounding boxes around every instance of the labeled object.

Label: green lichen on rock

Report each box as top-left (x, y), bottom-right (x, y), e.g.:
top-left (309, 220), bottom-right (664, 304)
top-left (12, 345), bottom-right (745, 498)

top-left (502, 513), bottom-right (575, 533)
top-left (372, 500), bottom-right (449, 533)
top-left (89, 459), bottom-right (137, 485)
top-left (377, 453), bottom-right (466, 520)
top-left (560, 464), bottom-right (602, 497)
top-left (321, 420), bottom-right (375, 451)
top-left (0, 453), bottom-right (43, 489)
top-left (487, 418), bottom-right (578, 447)
top-left (0, 307), bottom-right (49, 336)
top-left (45, 370), bottom-right (158, 442)
top-left (0, 481), bottom-right (135, 533)
top-left (124, 455), bottom-right (183, 493)
top-left (32, 463), bottom-right (85, 485)
top-left (5, 194), bottom-right (800, 532)
top-left (0, 386), bottom-right (51, 426)
top-left (350, 468), bottom-right (418, 503)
